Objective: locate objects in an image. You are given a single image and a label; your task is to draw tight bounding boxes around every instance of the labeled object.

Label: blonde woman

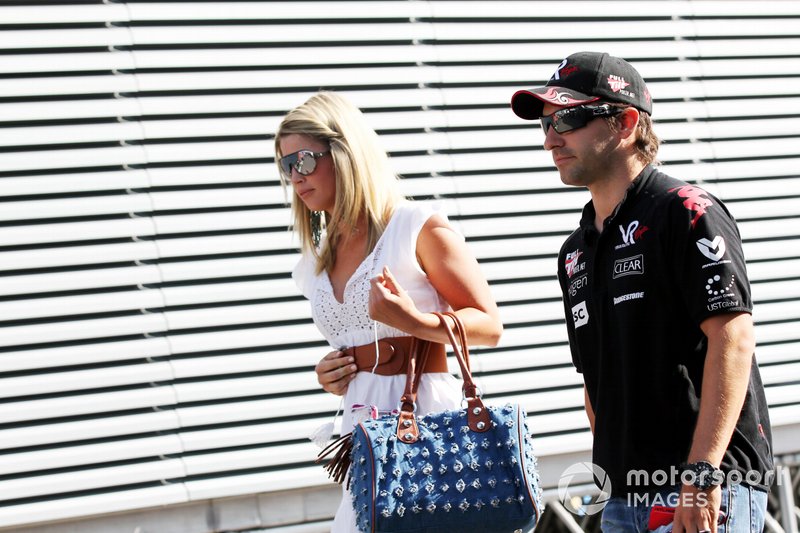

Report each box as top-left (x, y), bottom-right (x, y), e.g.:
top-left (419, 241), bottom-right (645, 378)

top-left (276, 92), bottom-right (502, 532)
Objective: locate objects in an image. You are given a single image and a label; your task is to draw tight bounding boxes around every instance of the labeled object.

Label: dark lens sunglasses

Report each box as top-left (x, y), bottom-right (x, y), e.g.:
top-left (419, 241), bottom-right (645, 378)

top-left (540, 104), bottom-right (623, 135)
top-left (279, 149), bottom-right (330, 178)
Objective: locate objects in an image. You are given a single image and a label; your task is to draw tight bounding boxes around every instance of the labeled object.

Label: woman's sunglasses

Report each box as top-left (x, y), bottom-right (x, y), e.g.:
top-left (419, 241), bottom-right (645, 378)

top-left (540, 104), bottom-right (623, 135)
top-left (279, 149), bottom-right (330, 178)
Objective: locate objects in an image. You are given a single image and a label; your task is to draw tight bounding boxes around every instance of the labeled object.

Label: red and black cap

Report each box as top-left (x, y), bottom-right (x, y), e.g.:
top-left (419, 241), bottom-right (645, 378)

top-left (511, 51), bottom-right (653, 120)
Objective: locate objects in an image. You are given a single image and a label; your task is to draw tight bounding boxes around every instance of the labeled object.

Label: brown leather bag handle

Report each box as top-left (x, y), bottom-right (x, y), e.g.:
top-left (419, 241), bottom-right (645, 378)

top-left (396, 312), bottom-right (490, 443)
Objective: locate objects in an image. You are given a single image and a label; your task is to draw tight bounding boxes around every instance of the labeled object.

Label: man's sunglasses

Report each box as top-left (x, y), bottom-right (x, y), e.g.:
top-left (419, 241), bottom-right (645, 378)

top-left (279, 149), bottom-right (330, 178)
top-left (540, 104), bottom-right (623, 135)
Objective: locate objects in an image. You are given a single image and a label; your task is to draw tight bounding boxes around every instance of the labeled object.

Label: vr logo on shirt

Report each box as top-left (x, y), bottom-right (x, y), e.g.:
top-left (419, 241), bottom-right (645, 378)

top-left (572, 301), bottom-right (589, 328)
top-left (615, 220), bottom-right (649, 250)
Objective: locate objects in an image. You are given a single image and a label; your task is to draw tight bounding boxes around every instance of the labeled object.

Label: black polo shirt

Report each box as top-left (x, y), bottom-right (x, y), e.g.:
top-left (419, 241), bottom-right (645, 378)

top-left (557, 165), bottom-right (773, 496)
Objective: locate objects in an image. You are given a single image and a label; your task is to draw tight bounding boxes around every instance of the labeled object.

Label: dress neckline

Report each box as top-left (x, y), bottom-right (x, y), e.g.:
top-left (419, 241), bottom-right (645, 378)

top-left (324, 204), bottom-right (402, 304)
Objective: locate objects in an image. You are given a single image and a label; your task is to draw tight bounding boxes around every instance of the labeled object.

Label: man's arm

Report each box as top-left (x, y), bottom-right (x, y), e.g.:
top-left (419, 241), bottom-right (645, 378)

top-left (584, 385), bottom-right (595, 434)
top-left (672, 311), bottom-right (755, 533)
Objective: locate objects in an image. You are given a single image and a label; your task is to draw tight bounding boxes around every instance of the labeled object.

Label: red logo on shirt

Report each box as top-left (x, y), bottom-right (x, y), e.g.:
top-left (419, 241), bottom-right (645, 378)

top-left (669, 185), bottom-right (714, 228)
top-left (565, 249), bottom-right (585, 278)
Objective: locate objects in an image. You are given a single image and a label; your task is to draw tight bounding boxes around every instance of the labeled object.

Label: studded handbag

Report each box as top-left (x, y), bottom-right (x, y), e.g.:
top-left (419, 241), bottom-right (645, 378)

top-left (335, 311), bottom-right (542, 533)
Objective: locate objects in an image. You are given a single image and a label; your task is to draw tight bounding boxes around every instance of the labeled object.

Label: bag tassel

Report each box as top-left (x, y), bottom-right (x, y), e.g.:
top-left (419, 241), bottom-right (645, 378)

top-left (315, 432), bottom-right (353, 486)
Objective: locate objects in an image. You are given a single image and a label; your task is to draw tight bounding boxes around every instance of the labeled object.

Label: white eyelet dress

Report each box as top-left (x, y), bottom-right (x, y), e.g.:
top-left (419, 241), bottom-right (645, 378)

top-left (292, 201), bottom-right (462, 533)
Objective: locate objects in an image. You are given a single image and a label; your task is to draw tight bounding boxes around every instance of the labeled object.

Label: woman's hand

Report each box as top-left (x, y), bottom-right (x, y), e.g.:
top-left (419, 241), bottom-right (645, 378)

top-left (315, 350), bottom-right (357, 395)
top-left (369, 266), bottom-right (421, 332)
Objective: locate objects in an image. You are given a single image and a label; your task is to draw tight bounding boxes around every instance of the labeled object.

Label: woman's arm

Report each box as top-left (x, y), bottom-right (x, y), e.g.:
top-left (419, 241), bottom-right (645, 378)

top-left (369, 214), bottom-right (502, 346)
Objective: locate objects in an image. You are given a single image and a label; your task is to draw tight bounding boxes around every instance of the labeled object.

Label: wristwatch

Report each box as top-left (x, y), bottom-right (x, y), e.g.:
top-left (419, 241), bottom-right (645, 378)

top-left (680, 460), bottom-right (724, 491)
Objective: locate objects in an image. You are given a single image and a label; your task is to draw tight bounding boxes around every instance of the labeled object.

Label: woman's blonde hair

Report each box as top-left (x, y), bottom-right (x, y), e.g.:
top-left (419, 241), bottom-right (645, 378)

top-left (275, 92), bottom-right (404, 274)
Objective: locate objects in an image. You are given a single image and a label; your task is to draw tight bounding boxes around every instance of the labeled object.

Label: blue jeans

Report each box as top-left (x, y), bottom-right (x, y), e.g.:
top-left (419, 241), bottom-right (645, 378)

top-left (600, 484), bottom-right (768, 532)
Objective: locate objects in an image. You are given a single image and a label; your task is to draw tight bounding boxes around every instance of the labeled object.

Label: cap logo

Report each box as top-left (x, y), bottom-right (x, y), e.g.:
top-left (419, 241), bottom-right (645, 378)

top-left (552, 59), bottom-right (579, 81)
top-left (607, 75), bottom-right (630, 93)
top-left (552, 59), bottom-right (568, 80)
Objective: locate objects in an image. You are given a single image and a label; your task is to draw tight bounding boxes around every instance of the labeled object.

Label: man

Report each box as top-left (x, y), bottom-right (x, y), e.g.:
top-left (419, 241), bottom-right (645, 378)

top-left (511, 52), bottom-right (774, 533)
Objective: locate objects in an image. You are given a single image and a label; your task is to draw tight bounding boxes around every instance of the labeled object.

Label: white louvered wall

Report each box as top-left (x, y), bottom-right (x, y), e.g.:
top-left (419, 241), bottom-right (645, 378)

top-left (0, 1), bottom-right (799, 531)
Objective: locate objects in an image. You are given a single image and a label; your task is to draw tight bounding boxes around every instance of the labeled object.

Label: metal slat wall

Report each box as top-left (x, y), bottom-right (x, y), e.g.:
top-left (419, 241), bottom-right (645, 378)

top-left (0, 1), bottom-right (799, 531)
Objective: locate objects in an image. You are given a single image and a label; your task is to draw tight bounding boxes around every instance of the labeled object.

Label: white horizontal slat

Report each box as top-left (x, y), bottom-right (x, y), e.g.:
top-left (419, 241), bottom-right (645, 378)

top-left (0, 411), bottom-right (181, 450)
top-left (176, 395), bottom-right (339, 429)
top-left (147, 163), bottom-right (273, 187)
top-left (0, 314), bottom-right (168, 348)
top-left (739, 218), bottom-right (800, 241)
top-left (498, 301), bottom-right (564, 326)
top-left (0, 169), bottom-right (149, 196)
top-left (0, 51), bottom-right (135, 75)
top-left (0, 337), bottom-right (170, 373)
top-left (754, 301), bottom-right (800, 325)
top-left (161, 279), bottom-right (297, 307)
top-left (133, 45), bottom-right (436, 69)
top-left (0, 74), bottom-right (138, 98)
top-left (165, 323), bottom-right (322, 356)
top-left (0, 218), bottom-right (156, 246)
top-left (0, 241), bottom-right (159, 271)
top-left (718, 177), bottom-right (800, 201)
top-left (428, 0), bottom-right (691, 17)
top-left (179, 417), bottom-right (328, 453)
top-left (0, 5), bottom-right (128, 24)
top-left (0, 386), bottom-right (177, 424)
top-left (0, 288), bottom-right (163, 321)
top-left (132, 66), bottom-right (439, 93)
top-left (173, 374), bottom-right (316, 405)
top-left (158, 255), bottom-right (296, 283)
top-left (472, 346), bottom-right (572, 374)
top-left (478, 367), bottom-right (583, 397)
top-left (150, 188), bottom-right (279, 212)
top-left (0, 99), bottom-right (140, 124)
top-left (0, 121), bottom-right (143, 148)
top-left (0, 27), bottom-right (132, 49)
top-left (0, 193), bottom-right (181, 222)
top-left (0, 435), bottom-right (185, 476)
top-left (749, 259), bottom-right (800, 282)
top-left (184, 465), bottom-right (327, 502)
top-left (135, 88), bottom-right (446, 116)
top-left (429, 20), bottom-right (696, 41)
top-left (126, 1), bottom-right (433, 20)
top-left (154, 233), bottom-right (294, 258)
top-left (757, 342), bottom-right (800, 365)
top-left (0, 265), bottom-right (162, 297)
top-left (128, 24), bottom-right (435, 45)
top-left (491, 280), bottom-right (561, 304)
top-left (0, 145), bottom-right (147, 173)
top-left (164, 301), bottom-right (311, 331)
top-left (0, 362), bottom-right (174, 400)
top-left (754, 321), bottom-right (800, 345)
top-left (0, 485), bottom-right (189, 530)
top-left (761, 363), bottom-right (800, 388)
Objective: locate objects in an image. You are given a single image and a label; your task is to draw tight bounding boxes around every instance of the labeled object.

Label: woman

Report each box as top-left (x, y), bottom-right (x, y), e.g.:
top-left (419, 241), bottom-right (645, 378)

top-left (275, 92), bottom-right (502, 532)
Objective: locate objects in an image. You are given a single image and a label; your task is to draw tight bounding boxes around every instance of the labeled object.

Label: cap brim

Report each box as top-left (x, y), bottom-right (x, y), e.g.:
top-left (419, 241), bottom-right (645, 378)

top-left (511, 87), bottom-right (600, 120)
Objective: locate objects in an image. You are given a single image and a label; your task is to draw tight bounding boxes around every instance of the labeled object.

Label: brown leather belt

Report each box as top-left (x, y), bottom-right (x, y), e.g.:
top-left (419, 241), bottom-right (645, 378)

top-left (341, 336), bottom-right (448, 376)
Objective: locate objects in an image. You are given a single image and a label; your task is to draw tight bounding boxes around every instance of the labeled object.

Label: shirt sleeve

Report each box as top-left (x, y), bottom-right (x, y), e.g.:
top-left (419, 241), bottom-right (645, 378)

top-left (291, 251), bottom-right (317, 300)
top-left (557, 244), bottom-right (583, 373)
top-left (666, 185), bottom-right (753, 325)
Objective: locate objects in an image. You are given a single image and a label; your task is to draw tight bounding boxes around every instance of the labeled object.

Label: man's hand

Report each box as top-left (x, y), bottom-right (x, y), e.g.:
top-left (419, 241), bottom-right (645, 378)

top-left (671, 484), bottom-right (721, 533)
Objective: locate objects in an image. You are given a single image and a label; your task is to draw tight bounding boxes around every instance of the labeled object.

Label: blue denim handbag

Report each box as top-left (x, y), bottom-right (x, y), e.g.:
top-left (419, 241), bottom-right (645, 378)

top-left (343, 312), bottom-right (542, 533)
